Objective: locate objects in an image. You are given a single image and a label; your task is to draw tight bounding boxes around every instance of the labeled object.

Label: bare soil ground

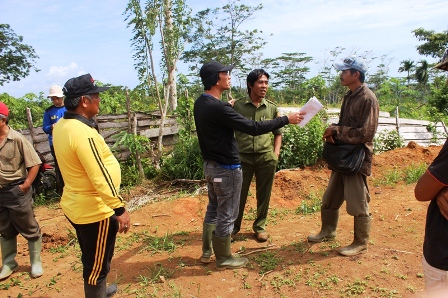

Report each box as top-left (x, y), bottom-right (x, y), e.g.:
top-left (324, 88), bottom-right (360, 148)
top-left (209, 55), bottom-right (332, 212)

top-left (2, 143), bottom-right (443, 298)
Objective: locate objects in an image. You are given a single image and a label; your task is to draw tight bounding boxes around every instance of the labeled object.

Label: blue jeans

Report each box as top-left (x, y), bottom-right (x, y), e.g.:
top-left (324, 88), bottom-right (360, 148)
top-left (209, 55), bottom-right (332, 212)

top-left (203, 161), bottom-right (242, 237)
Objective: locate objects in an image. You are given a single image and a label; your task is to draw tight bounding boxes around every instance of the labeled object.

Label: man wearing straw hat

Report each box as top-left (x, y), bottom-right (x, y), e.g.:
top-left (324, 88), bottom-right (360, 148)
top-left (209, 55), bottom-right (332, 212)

top-left (42, 85), bottom-right (66, 194)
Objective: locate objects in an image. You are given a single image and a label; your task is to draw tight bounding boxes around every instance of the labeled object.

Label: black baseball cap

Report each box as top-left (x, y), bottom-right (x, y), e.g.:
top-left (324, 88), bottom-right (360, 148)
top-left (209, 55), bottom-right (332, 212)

top-left (63, 73), bottom-right (110, 98)
top-left (200, 61), bottom-right (234, 86)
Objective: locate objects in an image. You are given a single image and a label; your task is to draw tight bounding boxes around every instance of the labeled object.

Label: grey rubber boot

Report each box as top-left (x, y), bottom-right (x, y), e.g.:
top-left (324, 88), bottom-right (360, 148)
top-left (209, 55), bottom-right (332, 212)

top-left (0, 236), bottom-right (18, 280)
top-left (337, 215), bottom-right (371, 256)
top-left (106, 283), bottom-right (118, 297)
top-left (84, 279), bottom-right (107, 298)
top-left (28, 237), bottom-right (44, 278)
top-left (307, 209), bottom-right (339, 243)
top-left (200, 223), bottom-right (216, 263)
top-left (212, 233), bottom-right (248, 270)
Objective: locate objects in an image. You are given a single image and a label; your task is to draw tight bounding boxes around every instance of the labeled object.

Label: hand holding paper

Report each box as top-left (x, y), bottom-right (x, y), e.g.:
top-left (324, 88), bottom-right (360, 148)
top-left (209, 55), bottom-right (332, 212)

top-left (298, 96), bottom-right (323, 127)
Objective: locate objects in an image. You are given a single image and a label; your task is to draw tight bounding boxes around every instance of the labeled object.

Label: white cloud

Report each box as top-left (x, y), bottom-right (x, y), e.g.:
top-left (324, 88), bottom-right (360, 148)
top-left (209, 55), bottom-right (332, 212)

top-left (46, 63), bottom-right (84, 81)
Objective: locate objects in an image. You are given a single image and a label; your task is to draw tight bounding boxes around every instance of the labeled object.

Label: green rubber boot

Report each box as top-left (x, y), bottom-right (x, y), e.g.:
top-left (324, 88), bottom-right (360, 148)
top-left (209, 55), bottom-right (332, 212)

top-left (200, 223), bottom-right (216, 263)
top-left (0, 236), bottom-right (18, 280)
top-left (307, 209), bottom-right (339, 243)
top-left (338, 215), bottom-right (371, 256)
top-left (28, 237), bottom-right (44, 278)
top-left (212, 233), bottom-right (248, 270)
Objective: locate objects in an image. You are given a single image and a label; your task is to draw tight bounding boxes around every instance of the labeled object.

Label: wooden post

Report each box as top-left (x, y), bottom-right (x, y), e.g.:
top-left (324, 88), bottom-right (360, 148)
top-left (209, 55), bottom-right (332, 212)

top-left (395, 106), bottom-right (400, 132)
top-left (133, 114), bottom-right (144, 179)
top-left (126, 88), bottom-right (131, 133)
top-left (26, 107), bottom-right (37, 149)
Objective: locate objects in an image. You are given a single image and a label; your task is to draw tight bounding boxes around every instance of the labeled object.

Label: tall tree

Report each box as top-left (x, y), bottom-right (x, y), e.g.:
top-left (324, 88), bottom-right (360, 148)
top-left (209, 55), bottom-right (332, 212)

top-left (124, 0), bottom-right (191, 165)
top-left (0, 24), bottom-right (39, 86)
top-left (182, 0), bottom-right (266, 81)
top-left (413, 28), bottom-right (448, 58)
top-left (398, 59), bottom-right (415, 86)
top-left (261, 52), bottom-right (312, 103)
top-left (415, 59), bottom-right (429, 92)
top-left (367, 54), bottom-right (392, 91)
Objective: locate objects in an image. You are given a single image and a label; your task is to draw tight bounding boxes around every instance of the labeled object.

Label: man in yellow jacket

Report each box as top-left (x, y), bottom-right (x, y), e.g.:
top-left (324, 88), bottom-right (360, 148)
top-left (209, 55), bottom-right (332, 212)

top-left (53, 73), bottom-right (130, 298)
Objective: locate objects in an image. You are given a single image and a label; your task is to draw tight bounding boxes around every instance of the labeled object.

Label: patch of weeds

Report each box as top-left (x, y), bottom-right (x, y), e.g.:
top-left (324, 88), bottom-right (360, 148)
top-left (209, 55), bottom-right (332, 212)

top-left (340, 279), bottom-right (367, 296)
top-left (255, 251), bottom-right (282, 274)
top-left (406, 286), bottom-right (416, 293)
top-left (295, 191), bottom-right (322, 215)
top-left (49, 245), bottom-right (67, 254)
top-left (10, 276), bottom-right (22, 287)
top-left (138, 263), bottom-right (176, 285)
top-left (329, 241), bottom-right (341, 250)
top-left (403, 163), bottom-right (427, 184)
top-left (46, 275), bottom-right (61, 292)
top-left (269, 208), bottom-right (291, 220)
top-left (292, 241), bottom-right (308, 253)
top-left (370, 286), bottom-right (399, 297)
top-left (377, 169), bottom-right (401, 186)
top-left (417, 272), bottom-right (424, 278)
top-left (270, 273), bottom-right (296, 293)
top-left (141, 231), bottom-right (189, 255)
top-left (0, 281), bottom-right (11, 290)
top-left (244, 207), bottom-right (257, 221)
top-left (395, 273), bottom-right (407, 280)
top-left (380, 267), bottom-right (390, 274)
top-left (167, 281), bottom-right (182, 297)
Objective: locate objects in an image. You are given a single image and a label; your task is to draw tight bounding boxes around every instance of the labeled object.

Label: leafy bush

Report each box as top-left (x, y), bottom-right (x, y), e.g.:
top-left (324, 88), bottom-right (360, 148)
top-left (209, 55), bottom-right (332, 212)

top-left (158, 136), bottom-right (203, 180)
top-left (120, 160), bottom-right (142, 187)
top-left (277, 115), bottom-right (326, 170)
top-left (374, 129), bottom-right (404, 153)
top-left (404, 163), bottom-right (428, 184)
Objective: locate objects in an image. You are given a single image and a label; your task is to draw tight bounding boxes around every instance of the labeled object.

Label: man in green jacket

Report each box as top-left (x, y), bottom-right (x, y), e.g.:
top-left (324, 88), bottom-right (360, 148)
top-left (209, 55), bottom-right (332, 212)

top-left (232, 69), bottom-right (283, 242)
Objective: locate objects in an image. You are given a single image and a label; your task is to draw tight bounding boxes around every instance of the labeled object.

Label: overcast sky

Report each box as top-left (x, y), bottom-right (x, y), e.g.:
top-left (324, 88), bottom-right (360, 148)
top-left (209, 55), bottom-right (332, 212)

top-left (0, 0), bottom-right (446, 98)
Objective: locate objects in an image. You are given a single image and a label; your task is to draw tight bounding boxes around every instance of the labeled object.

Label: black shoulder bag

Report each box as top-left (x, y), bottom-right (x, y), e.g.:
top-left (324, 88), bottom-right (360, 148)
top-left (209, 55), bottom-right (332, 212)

top-left (321, 99), bottom-right (365, 175)
top-left (322, 141), bottom-right (365, 175)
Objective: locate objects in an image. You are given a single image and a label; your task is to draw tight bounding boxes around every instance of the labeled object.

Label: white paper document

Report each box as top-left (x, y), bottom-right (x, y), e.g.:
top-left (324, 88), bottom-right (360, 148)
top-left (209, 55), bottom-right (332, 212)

top-left (298, 96), bottom-right (323, 127)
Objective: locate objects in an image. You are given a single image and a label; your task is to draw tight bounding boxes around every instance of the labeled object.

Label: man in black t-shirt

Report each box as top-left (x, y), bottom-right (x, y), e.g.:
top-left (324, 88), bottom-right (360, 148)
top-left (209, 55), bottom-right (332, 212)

top-left (194, 61), bottom-right (305, 270)
top-left (415, 50), bottom-right (448, 294)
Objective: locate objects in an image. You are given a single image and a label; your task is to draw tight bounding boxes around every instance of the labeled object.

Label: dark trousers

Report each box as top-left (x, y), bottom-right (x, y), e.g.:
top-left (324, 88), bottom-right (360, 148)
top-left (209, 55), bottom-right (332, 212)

top-left (68, 215), bottom-right (119, 285)
top-left (50, 145), bottom-right (64, 194)
top-left (233, 151), bottom-right (278, 234)
top-left (0, 185), bottom-right (41, 241)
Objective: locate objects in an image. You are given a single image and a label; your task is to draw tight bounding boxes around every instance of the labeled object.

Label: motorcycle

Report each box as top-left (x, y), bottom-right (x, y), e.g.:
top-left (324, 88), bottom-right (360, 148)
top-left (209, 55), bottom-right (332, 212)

top-left (32, 151), bottom-right (58, 199)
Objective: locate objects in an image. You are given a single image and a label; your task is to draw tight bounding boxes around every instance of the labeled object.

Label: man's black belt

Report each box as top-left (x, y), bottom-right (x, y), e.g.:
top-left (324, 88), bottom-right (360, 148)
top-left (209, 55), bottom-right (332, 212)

top-left (0, 179), bottom-right (25, 189)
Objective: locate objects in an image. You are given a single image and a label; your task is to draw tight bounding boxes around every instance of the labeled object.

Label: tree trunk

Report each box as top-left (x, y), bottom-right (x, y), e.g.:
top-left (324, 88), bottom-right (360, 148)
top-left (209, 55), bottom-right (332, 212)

top-left (163, 0), bottom-right (178, 111)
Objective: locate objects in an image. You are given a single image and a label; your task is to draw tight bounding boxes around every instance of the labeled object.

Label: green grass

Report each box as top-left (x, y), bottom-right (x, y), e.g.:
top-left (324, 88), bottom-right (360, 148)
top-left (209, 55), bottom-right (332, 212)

top-left (295, 191), bottom-right (322, 215)
top-left (255, 251), bottom-right (283, 274)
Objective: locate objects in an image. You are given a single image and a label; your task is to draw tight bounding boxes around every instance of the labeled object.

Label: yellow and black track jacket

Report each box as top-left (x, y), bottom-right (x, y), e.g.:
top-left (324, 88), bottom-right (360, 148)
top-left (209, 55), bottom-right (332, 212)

top-left (53, 112), bottom-right (124, 224)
